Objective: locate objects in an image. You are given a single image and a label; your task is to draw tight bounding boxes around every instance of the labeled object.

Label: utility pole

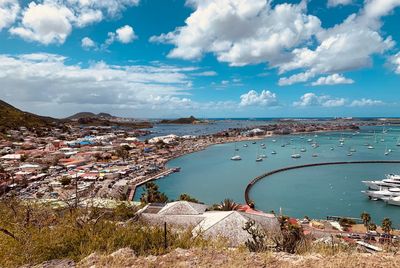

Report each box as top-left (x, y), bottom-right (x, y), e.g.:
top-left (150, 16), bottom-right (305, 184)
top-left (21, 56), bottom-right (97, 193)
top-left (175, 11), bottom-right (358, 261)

top-left (164, 222), bottom-right (167, 250)
top-left (75, 173), bottom-right (78, 209)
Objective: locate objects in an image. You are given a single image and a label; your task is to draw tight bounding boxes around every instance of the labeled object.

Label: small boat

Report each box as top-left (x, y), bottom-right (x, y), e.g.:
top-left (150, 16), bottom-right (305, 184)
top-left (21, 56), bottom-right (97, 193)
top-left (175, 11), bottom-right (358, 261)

top-left (347, 152), bottom-right (353, 156)
top-left (385, 145), bottom-right (390, 155)
top-left (291, 154), bottom-right (301, 159)
top-left (300, 148), bottom-right (306, 152)
top-left (272, 139), bottom-right (276, 143)
top-left (252, 141), bottom-right (256, 144)
top-left (260, 154), bottom-right (267, 158)
top-left (261, 143), bottom-right (265, 146)
top-left (231, 155), bottom-right (242, 161)
top-left (312, 153), bottom-right (318, 157)
top-left (330, 147), bottom-right (334, 151)
top-left (243, 144), bottom-right (248, 147)
top-left (349, 148), bottom-right (356, 152)
top-left (271, 150), bottom-right (277, 155)
top-left (255, 157), bottom-right (263, 162)
top-left (307, 138), bottom-right (313, 142)
top-left (281, 144), bottom-right (285, 147)
top-left (368, 145), bottom-right (374, 149)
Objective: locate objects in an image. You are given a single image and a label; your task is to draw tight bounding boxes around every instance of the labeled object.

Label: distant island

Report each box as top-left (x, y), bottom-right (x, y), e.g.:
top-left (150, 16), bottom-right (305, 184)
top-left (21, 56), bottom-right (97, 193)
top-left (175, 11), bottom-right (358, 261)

top-left (159, 116), bottom-right (206, 124)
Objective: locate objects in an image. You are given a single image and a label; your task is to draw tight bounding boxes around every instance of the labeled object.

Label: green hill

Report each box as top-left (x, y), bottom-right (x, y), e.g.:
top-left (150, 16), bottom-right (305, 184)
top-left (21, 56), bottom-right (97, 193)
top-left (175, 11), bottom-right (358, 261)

top-left (0, 100), bottom-right (58, 132)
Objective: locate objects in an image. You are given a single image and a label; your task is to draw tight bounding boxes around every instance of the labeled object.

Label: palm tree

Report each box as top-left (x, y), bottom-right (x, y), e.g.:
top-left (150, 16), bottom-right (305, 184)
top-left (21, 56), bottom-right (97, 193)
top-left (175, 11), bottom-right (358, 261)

top-left (360, 212), bottom-right (371, 230)
top-left (382, 218), bottom-right (392, 234)
top-left (218, 199), bottom-right (239, 211)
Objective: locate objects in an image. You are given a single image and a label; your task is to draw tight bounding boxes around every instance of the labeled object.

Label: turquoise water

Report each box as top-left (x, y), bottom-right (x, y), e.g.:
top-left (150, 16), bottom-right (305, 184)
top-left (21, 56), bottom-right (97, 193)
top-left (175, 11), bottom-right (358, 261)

top-left (136, 126), bottom-right (400, 227)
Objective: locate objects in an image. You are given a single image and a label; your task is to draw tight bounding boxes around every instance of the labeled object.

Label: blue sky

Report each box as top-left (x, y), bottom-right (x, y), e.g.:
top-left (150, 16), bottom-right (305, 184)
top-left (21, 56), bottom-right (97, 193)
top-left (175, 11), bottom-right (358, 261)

top-left (0, 0), bottom-right (400, 118)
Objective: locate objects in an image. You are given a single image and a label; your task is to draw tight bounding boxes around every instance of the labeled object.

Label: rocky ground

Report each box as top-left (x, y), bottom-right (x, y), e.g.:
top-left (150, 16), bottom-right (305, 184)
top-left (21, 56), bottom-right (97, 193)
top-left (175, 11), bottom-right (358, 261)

top-left (25, 247), bottom-right (400, 268)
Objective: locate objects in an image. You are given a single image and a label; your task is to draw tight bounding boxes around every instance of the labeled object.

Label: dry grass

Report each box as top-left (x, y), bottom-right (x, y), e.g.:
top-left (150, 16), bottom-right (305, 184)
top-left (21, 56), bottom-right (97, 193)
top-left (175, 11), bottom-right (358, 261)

top-left (77, 248), bottom-right (400, 268)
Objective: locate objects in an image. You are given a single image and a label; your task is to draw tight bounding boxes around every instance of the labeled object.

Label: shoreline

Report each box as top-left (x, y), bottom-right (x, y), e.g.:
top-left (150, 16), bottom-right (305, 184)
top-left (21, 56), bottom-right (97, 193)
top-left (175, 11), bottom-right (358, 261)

top-left (132, 125), bottom-right (361, 197)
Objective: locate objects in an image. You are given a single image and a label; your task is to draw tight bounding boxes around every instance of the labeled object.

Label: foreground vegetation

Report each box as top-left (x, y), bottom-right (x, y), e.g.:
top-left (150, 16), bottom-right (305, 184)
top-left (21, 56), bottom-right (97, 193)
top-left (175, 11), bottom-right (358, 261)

top-left (1, 184), bottom-right (399, 267)
top-left (0, 197), bottom-right (210, 267)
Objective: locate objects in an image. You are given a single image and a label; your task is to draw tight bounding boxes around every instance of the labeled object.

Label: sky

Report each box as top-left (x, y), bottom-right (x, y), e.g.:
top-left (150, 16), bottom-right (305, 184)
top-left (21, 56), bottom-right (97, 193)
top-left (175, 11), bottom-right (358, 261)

top-left (0, 0), bottom-right (400, 119)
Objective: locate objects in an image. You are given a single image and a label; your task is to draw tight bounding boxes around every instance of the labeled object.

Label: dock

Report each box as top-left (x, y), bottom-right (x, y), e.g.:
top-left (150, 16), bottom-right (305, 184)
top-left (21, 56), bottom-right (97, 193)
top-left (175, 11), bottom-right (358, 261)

top-left (127, 168), bottom-right (179, 201)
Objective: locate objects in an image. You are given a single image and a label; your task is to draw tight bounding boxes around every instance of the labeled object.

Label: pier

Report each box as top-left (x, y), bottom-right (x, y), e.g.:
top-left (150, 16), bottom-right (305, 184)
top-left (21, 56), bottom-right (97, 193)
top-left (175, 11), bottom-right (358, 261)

top-left (128, 168), bottom-right (178, 201)
top-left (244, 160), bottom-right (400, 206)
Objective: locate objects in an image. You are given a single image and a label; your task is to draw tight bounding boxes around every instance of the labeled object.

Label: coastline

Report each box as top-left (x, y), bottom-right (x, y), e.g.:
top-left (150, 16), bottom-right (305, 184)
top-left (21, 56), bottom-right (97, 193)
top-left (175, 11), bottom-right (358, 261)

top-left (132, 124), bottom-right (361, 196)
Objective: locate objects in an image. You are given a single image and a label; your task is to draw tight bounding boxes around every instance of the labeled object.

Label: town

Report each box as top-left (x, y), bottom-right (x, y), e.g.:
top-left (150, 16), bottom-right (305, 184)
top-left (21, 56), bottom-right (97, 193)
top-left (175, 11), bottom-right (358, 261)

top-left (0, 119), bottom-right (363, 203)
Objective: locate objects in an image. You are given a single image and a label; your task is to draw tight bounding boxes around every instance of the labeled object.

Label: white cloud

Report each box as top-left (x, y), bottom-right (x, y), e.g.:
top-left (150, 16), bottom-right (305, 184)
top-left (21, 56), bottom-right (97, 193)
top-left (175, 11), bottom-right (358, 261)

top-left (153, 0), bottom-right (399, 86)
top-left (363, 0), bottom-right (400, 19)
top-left (311, 73), bottom-right (354, 86)
top-left (151, 0), bottom-right (321, 66)
top-left (10, 2), bottom-right (74, 45)
top-left (390, 52), bottom-right (400, 74)
top-left (81, 37), bottom-right (96, 49)
top-left (0, 0), bottom-right (19, 31)
top-left (99, 25), bottom-right (137, 49)
top-left (192, 71), bottom-right (217, 76)
top-left (327, 0), bottom-right (352, 7)
top-left (9, 0), bottom-right (140, 45)
top-left (277, 1), bottom-right (398, 85)
top-left (0, 53), bottom-right (198, 116)
top-left (350, 98), bottom-right (384, 107)
top-left (294, 93), bottom-right (346, 107)
top-left (239, 90), bottom-right (278, 107)
top-left (279, 71), bottom-right (315, 86)
top-left (116, 25), bottom-right (136, 43)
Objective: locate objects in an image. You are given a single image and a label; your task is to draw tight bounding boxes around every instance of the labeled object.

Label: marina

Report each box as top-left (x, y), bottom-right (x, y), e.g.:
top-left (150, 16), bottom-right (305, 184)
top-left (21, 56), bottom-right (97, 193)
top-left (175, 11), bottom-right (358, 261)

top-left (135, 126), bottom-right (400, 226)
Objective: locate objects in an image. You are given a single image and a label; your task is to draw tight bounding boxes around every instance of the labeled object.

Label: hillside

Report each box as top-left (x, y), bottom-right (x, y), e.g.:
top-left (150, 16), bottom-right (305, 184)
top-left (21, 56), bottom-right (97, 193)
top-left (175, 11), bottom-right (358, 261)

top-left (160, 116), bottom-right (203, 124)
top-left (66, 112), bottom-right (113, 120)
top-left (0, 100), bottom-right (58, 132)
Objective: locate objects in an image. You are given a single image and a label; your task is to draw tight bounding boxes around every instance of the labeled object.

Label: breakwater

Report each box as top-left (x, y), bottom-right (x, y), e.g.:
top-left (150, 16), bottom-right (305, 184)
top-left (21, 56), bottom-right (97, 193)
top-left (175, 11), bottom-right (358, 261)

top-left (245, 160), bottom-right (400, 206)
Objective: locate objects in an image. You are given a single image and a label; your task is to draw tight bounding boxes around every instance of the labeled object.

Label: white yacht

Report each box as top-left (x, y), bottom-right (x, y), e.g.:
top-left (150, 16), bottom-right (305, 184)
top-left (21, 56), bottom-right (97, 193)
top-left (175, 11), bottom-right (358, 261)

top-left (231, 155), bottom-right (242, 161)
top-left (362, 187), bottom-right (400, 200)
top-left (368, 145), bottom-right (374, 149)
top-left (300, 148), bottom-right (306, 152)
top-left (384, 196), bottom-right (400, 206)
top-left (291, 154), bottom-right (301, 159)
top-left (362, 174), bottom-right (400, 190)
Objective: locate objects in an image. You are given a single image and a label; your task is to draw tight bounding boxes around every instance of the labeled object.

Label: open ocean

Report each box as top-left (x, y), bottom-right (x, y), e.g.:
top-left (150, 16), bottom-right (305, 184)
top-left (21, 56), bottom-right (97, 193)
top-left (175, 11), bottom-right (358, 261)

top-left (136, 124), bottom-right (400, 227)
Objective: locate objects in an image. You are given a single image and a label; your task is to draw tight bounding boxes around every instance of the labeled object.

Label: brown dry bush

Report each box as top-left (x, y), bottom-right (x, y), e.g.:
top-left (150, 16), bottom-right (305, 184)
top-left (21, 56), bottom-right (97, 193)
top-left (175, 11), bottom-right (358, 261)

top-left (0, 198), bottom-right (208, 267)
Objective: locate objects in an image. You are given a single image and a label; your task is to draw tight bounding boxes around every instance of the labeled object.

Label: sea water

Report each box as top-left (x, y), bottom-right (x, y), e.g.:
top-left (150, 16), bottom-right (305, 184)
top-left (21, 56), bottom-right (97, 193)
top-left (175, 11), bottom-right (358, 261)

top-left (136, 125), bottom-right (400, 226)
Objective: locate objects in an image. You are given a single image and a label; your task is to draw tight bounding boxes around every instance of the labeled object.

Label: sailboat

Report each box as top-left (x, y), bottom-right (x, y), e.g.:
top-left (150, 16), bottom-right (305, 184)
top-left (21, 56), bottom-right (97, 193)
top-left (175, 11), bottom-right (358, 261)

top-left (339, 134), bottom-right (345, 143)
top-left (396, 136), bottom-right (400, 146)
top-left (256, 147), bottom-right (263, 162)
top-left (231, 143), bottom-right (241, 160)
top-left (291, 148), bottom-right (301, 159)
top-left (384, 144), bottom-right (390, 156)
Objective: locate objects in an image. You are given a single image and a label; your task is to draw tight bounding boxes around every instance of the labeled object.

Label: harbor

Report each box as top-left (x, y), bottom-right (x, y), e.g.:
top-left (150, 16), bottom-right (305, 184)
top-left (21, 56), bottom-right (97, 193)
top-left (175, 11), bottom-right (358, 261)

top-left (135, 125), bottom-right (400, 226)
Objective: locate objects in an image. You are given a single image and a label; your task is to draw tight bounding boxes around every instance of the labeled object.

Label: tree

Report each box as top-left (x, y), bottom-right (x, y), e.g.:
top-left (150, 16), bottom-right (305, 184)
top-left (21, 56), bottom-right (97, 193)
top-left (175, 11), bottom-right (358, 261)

top-left (60, 176), bottom-right (72, 186)
top-left (115, 146), bottom-right (130, 161)
top-left (140, 182), bottom-right (168, 204)
top-left (178, 193), bottom-right (200, 203)
top-left (382, 218), bottom-right (392, 234)
top-left (361, 212), bottom-right (371, 230)
top-left (369, 223), bottom-right (377, 231)
top-left (216, 199), bottom-right (239, 211)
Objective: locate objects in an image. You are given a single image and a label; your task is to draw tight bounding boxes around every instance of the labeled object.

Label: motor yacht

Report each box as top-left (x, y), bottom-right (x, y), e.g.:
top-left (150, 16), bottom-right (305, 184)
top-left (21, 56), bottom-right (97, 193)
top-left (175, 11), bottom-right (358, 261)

top-left (362, 187), bottom-right (400, 200)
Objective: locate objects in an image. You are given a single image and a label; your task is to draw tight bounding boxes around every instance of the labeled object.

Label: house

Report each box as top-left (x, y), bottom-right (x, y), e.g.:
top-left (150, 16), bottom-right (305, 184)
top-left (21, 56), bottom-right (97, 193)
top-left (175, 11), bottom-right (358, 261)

top-left (139, 201), bottom-right (279, 246)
